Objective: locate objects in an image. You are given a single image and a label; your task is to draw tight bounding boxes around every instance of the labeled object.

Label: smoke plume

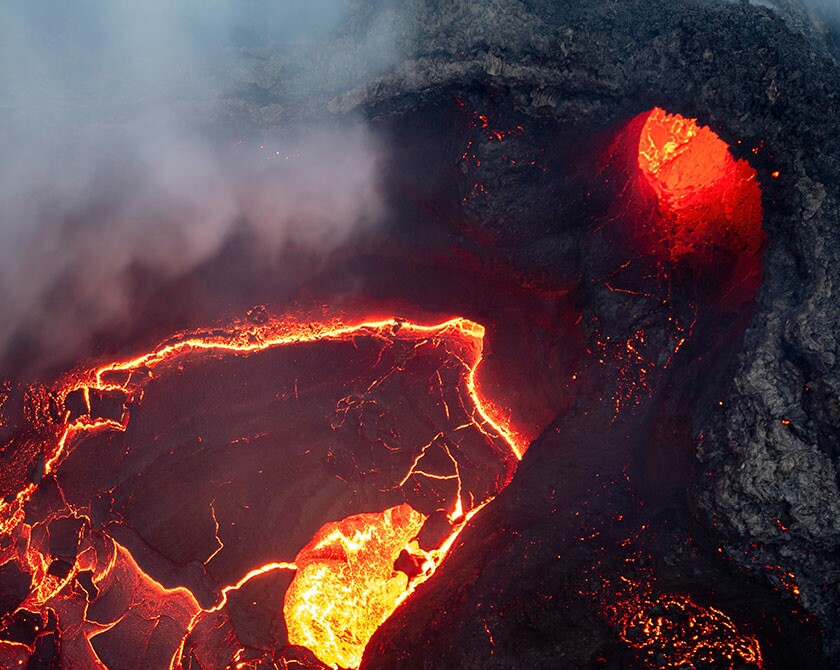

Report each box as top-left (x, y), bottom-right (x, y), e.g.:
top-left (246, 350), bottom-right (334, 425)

top-left (0, 1), bottom-right (397, 375)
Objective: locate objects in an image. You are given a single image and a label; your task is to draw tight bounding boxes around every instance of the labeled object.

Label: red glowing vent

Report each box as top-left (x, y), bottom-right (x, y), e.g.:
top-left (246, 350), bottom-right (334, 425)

top-left (637, 107), bottom-right (766, 261)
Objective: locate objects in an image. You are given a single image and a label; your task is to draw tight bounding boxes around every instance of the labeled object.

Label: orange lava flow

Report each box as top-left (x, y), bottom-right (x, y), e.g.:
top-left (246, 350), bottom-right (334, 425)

top-left (0, 314), bottom-right (526, 670)
top-left (638, 107), bottom-right (765, 261)
top-left (283, 504), bottom-right (426, 669)
top-left (282, 499), bottom-right (490, 669)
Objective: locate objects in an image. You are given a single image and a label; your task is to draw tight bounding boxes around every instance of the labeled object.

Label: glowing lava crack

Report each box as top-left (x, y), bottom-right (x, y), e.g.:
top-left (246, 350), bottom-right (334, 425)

top-left (0, 315), bottom-right (522, 669)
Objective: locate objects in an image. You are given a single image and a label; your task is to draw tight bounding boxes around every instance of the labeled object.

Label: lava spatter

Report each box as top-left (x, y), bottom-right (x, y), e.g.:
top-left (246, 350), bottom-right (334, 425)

top-left (591, 528), bottom-right (765, 670)
top-left (605, 584), bottom-right (763, 670)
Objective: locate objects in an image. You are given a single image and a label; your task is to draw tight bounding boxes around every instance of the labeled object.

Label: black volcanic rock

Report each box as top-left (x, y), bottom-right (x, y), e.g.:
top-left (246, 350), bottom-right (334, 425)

top-left (226, 0), bottom-right (839, 664)
top-left (0, 562), bottom-right (31, 619)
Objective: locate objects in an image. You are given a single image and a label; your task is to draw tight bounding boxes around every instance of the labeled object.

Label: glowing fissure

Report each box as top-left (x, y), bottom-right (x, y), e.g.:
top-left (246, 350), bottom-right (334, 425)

top-left (0, 314), bottom-right (523, 670)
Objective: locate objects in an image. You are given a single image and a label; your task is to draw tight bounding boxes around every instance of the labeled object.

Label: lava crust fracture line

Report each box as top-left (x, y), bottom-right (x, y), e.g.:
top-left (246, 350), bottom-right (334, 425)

top-left (0, 314), bottom-right (526, 670)
top-left (0, 317), bottom-right (524, 535)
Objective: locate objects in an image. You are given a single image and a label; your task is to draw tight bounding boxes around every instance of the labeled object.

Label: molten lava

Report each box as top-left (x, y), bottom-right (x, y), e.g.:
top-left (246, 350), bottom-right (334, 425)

top-left (0, 314), bottom-right (523, 669)
top-left (283, 504), bottom-right (425, 669)
top-left (637, 107), bottom-right (765, 261)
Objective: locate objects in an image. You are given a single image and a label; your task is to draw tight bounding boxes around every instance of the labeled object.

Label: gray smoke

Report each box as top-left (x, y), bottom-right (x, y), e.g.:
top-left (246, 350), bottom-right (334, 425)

top-left (734, 0), bottom-right (840, 21)
top-left (0, 1), bottom-right (398, 374)
top-left (797, 0), bottom-right (840, 24)
top-left (731, 1), bottom-right (840, 52)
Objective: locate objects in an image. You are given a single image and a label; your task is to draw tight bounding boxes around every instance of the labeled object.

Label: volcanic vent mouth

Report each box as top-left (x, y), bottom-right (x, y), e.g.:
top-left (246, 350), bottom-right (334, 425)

top-left (635, 107), bottom-right (765, 263)
top-left (0, 106), bottom-right (779, 670)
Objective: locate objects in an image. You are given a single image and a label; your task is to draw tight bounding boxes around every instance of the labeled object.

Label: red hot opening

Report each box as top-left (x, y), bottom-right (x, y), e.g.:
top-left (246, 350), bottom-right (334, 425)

top-left (636, 107), bottom-right (766, 263)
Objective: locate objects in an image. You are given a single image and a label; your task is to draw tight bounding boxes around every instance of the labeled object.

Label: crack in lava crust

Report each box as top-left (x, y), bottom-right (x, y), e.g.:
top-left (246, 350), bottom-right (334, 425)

top-left (0, 315), bottom-right (523, 669)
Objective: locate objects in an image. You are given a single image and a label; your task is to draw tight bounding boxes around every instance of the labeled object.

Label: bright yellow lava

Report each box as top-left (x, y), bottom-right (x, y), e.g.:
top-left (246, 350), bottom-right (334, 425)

top-left (283, 504), bottom-right (426, 669)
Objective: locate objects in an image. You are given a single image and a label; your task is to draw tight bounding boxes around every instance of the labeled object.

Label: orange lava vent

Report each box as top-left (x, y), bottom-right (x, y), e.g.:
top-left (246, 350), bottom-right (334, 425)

top-left (638, 107), bottom-right (766, 261)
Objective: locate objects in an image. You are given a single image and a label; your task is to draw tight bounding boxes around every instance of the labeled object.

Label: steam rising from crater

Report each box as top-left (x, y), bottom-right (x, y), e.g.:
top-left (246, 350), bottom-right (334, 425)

top-left (0, 0), bottom-right (399, 374)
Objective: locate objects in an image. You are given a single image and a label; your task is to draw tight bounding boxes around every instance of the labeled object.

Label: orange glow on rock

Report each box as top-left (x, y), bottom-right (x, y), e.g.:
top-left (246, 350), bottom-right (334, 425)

top-left (638, 107), bottom-right (765, 261)
top-left (607, 589), bottom-right (763, 669)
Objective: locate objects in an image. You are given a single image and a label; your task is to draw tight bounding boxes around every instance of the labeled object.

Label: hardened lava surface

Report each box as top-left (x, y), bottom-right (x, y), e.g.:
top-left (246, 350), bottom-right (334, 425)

top-left (0, 317), bottom-right (525, 669)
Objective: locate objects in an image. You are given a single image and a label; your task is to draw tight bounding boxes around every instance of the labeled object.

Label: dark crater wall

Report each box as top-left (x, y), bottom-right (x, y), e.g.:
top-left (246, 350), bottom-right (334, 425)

top-left (220, 0), bottom-right (840, 665)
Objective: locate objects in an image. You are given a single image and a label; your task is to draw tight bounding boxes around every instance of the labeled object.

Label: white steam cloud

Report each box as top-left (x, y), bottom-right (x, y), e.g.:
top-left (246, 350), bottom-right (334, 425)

top-left (803, 0), bottom-right (840, 30)
top-left (0, 1), bottom-right (397, 374)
